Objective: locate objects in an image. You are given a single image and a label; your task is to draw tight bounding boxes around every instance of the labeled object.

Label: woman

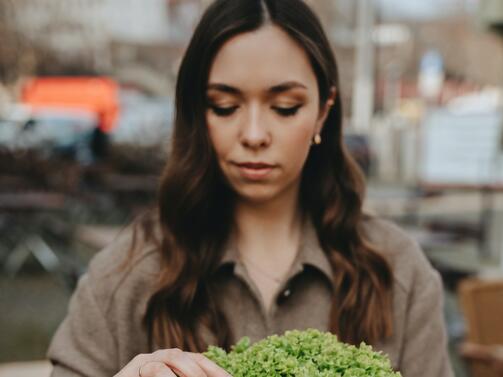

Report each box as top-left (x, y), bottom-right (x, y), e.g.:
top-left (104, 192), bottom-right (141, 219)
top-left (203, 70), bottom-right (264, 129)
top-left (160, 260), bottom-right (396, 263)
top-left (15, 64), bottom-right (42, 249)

top-left (48, 0), bottom-right (454, 376)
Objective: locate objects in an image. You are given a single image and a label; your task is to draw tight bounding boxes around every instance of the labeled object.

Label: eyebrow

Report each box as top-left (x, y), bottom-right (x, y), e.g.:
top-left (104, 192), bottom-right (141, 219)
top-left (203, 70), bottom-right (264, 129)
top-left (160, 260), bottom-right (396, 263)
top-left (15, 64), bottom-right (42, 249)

top-left (206, 81), bottom-right (308, 96)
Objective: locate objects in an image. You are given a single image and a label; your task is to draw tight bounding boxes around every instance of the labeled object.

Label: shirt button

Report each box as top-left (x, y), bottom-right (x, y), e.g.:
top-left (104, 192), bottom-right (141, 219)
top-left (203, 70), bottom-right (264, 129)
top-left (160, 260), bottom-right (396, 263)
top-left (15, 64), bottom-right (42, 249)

top-left (282, 288), bottom-right (292, 298)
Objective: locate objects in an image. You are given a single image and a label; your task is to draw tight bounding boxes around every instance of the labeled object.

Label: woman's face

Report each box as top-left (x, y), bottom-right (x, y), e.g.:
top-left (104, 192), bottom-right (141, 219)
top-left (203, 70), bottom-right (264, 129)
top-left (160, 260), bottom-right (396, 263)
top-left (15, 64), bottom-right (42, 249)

top-left (206, 24), bottom-right (332, 204)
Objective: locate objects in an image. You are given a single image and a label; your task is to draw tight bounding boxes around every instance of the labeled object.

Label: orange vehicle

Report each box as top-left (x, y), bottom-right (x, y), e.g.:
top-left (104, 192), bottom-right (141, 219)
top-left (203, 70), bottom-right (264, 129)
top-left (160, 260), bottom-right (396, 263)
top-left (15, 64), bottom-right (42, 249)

top-left (21, 77), bottom-right (120, 133)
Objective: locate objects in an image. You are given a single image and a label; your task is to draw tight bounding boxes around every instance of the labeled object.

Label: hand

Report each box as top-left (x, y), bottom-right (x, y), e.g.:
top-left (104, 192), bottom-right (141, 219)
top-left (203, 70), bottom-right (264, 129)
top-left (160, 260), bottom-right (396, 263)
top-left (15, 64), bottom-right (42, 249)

top-left (113, 349), bottom-right (232, 377)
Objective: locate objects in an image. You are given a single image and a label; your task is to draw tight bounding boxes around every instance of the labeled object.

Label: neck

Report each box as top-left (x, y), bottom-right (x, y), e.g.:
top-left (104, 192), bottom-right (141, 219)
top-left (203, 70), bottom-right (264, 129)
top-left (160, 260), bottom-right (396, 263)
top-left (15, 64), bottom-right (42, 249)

top-left (233, 184), bottom-right (304, 261)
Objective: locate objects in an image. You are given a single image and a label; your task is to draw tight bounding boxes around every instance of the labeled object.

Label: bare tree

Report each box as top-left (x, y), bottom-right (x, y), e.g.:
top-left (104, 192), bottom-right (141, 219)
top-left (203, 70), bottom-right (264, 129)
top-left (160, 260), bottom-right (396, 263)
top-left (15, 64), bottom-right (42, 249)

top-left (0, 0), bottom-right (38, 83)
top-left (0, 0), bottom-right (110, 83)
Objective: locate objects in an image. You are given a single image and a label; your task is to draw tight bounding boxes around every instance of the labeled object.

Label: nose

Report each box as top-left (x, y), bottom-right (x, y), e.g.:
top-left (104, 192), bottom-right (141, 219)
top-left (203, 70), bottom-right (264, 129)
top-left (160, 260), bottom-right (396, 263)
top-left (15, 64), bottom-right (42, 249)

top-left (239, 104), bottom-right (271, 150)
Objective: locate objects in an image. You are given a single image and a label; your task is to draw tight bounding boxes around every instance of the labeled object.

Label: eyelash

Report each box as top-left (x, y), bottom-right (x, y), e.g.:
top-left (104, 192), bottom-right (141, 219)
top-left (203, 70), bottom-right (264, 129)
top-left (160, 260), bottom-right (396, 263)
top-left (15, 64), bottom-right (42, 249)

top-left (209, 104), bottom-right (303, 117)
top-left (210, 105), bottom-right (239, 117)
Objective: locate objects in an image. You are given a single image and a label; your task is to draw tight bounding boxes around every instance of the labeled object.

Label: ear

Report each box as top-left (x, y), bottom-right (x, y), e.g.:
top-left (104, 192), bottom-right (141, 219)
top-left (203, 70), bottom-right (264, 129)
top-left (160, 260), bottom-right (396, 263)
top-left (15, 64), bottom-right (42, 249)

top-left (315, 86), bottom-right (337, 134)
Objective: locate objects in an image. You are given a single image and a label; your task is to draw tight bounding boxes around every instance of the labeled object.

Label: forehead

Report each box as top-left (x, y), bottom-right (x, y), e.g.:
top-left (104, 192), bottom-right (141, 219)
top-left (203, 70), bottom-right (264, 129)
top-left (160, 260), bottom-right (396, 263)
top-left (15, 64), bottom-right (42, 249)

top-left (208, 24), bottom-right (317, 92)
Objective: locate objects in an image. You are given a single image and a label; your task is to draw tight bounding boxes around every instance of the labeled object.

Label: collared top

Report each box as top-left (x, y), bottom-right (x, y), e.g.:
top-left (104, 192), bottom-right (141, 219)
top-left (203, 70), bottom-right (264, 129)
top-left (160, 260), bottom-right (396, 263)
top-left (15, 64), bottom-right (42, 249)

top-left (47, 217), bottom-right (454, 377)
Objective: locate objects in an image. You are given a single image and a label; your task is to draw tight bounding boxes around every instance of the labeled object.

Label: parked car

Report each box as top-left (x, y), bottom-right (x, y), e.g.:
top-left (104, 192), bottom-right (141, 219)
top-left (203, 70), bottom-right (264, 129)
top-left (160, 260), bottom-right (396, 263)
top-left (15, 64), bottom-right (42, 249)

top-left (0, 104), bottom-right (98, 163)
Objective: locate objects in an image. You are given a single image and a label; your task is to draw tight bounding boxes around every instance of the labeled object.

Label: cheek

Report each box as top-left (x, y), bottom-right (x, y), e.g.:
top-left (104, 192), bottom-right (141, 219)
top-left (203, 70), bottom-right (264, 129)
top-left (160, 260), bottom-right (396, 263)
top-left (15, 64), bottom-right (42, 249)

top-left (279, 113), bottom-right (317, 168)
top-left (206, 116), bottom-right (234, 158)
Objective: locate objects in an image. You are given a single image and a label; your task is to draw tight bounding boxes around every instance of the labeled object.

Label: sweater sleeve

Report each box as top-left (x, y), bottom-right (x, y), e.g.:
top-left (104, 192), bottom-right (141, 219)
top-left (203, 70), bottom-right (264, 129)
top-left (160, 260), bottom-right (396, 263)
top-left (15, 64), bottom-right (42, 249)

top-left (399, 256), bottom-right (454, 377)
top-left (47, 273), bottom-right (118, 377)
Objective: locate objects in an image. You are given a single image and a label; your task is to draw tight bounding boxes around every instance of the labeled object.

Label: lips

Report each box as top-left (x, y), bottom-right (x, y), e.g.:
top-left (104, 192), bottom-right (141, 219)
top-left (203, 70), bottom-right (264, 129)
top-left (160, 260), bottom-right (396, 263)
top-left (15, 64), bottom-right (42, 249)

top-left (236, 162), bottom-right (275, 169)
top-left (233, 162), bottom-right (276, 180)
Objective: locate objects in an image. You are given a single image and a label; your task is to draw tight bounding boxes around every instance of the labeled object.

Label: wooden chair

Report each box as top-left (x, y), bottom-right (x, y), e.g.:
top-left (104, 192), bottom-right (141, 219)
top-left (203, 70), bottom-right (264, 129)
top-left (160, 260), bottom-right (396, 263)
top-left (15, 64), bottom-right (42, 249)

top-left (459, 278), bottom-right (503, 377)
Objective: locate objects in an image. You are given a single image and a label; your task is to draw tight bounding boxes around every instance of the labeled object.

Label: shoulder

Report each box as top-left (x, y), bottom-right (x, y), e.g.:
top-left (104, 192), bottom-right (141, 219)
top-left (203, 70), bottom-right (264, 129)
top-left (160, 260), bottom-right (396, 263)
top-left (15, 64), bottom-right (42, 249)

top-left (47, 223), bottom-right (162, 371)
top-left (83, 221), bottom-right (162, 315)
top-left (363, 218), bottom-right (453, 376)
top-left (361, 216), bottom-right (440, 294)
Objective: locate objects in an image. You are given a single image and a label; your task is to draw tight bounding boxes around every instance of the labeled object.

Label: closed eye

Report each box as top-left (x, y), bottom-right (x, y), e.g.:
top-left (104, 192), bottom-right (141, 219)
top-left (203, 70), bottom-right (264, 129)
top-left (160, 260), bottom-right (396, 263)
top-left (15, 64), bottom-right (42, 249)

top-left (209, 105), bottom-right (239, 117)
top-left (208, 104), bottom-right (303, 117)
top-left (272, 104), bottom-right (303, 117)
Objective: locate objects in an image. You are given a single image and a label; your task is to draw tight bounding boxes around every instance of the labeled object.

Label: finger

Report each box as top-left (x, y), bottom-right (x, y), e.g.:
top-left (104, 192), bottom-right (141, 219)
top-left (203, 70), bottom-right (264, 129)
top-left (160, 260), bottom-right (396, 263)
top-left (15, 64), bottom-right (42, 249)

top-left (149, 349), bottom-right (207, 377)
top-left (157, 370), bottom-right (178, 377)
top-left (186, 353), bottom-right (232, 377)
top-left (139, 361), bottom-right (177, 377)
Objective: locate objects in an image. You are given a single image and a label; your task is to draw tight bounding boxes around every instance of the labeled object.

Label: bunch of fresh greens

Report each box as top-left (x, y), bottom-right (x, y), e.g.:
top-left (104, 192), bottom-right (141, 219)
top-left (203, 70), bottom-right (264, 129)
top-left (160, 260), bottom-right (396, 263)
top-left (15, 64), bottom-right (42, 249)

top-left (204, 329), bottom-right (401, 377)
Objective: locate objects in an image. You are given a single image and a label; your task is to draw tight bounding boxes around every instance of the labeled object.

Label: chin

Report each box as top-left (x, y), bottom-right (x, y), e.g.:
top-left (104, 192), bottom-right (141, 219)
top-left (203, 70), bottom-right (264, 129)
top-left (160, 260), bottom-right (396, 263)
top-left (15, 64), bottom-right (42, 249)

top-left (233, 185), bottom-right (281, 204)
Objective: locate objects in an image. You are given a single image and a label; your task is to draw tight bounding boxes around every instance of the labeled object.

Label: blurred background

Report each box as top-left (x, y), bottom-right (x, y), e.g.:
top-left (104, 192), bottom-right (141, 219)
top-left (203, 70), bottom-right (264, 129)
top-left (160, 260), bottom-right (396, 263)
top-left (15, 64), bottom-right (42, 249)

top-left (1, 0), bottom-right (503, 376)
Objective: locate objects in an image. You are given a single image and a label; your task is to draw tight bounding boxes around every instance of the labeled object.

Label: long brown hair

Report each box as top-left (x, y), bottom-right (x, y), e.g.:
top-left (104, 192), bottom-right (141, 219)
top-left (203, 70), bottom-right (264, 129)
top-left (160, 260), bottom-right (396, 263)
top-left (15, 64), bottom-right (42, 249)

top-left (138, 0), bottom-right (394, 352)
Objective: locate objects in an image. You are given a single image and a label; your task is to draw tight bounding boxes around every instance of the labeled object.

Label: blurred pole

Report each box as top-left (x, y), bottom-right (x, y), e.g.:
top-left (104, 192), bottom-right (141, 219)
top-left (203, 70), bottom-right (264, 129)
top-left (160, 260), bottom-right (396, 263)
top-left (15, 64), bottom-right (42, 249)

top-left (351, 0), bottom-right (375, 132)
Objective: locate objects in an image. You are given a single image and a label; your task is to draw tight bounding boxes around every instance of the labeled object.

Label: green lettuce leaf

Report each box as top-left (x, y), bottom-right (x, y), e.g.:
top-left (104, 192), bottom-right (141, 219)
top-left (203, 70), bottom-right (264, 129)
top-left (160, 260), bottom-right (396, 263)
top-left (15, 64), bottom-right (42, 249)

top-left (204, 329), bottom-right (401, 377)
